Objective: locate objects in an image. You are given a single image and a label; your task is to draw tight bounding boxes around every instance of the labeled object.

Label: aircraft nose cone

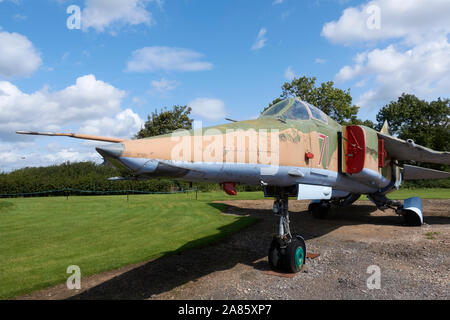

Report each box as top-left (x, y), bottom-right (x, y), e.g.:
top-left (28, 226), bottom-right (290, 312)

top-left (96, 143), bottom-right (124, 159)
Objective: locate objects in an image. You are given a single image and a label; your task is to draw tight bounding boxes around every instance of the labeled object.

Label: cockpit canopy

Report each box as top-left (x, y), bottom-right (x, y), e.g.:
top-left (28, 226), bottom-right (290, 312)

top-left (260, 98), bottom-right (329, 124)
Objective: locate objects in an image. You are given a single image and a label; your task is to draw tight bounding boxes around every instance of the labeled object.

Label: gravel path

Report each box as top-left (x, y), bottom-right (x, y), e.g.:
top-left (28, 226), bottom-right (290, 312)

top-left (20, 199), bottom-right (450, 300)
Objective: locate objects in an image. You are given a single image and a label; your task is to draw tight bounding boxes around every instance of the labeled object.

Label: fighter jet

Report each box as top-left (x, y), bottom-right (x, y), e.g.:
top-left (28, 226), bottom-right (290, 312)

top-left (17, 98), bottom-right (450, 273)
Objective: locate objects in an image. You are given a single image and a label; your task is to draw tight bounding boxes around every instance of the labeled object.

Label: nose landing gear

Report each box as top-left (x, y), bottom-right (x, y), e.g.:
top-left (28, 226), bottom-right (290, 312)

top-left (267, 194), bottom-right (307, 273)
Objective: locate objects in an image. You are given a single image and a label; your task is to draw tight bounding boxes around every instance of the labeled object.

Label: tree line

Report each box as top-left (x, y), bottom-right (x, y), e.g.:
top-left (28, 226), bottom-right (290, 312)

top-left (0, 162), bottom-right (180, 196)
top-left (0, 161), bottom-right (261, 196)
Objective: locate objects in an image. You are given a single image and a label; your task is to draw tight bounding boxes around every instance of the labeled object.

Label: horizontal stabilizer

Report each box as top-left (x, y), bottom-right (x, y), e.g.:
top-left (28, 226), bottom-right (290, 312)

top-left (16, 131), bottom-right (126, 143)
top-left (403, 165), bottom-right (450, 180)
top-left (378, 133), bottom-right (450, 165)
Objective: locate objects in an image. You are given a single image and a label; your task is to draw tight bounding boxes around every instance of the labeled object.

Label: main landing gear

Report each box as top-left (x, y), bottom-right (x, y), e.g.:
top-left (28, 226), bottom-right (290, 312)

top-left (267, 193), bottom-right (306, 273)
top-left (308, 193), bottom-right (361, 220)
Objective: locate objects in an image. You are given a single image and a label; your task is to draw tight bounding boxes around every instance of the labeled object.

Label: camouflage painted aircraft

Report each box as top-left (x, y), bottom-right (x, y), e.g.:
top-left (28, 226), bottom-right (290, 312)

top-left (17, 98), bottom-right (450, 273)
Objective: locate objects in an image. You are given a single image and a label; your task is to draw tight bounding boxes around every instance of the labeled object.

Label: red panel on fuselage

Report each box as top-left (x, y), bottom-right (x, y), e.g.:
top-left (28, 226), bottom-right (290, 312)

top-left (378, 139), bottom-right (385, 168)
top-left (345, 126), bottom-right (366, 174)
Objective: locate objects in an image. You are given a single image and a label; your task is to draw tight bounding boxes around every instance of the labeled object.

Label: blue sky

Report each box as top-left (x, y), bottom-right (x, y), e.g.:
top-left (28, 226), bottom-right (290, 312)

top-left (0, 0), bottom-right (449, 171)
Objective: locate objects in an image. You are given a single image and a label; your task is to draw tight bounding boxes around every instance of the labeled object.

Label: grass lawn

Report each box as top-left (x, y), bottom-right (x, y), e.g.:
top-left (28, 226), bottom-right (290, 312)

top-left (0, 193), bottom-right (257, 299)
top-left (0, 188), bottom-right (447, 299)
top-left (385, 188), bottom-right (450, 199)
top-left (196, 188), bottom-right (450, 201)
top-left (360, 188), bottom-right (450, 200)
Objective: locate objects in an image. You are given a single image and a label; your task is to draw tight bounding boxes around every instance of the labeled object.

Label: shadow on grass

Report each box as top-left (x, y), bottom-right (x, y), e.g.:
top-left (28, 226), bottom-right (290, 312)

top-left (69, 215), bottom-right (259, 300)
top-left (68, 200), bottom-right (450, 300)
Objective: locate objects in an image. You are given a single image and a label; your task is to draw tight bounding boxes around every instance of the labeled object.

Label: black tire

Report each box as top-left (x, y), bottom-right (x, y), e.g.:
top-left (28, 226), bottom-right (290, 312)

top-left (284, 236), bottom-right (307, 273)
top-left (268, 238), bottom-right (284, 271)
top-left (339, 193), bottom-right (361, 207)
top-left (309, 203), bottom-right (329, 219)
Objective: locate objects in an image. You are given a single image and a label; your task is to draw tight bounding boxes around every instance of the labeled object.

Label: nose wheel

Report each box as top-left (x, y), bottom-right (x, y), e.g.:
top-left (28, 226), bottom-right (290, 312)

top-left (286, 236), bottom-right (306, 273)
top-left (269, 236), bottom-right (306, 273)
top-left (268, 194), bottom-right (306, 273)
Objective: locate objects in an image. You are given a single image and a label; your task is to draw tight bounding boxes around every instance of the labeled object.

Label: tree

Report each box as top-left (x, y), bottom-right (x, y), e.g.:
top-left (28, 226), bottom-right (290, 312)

top-left (136, 105), bottom-right (193, 139)
top-left (264, 76), bottom-right (371, 126)
top-left (376, 93), bottom-right (449, 181)
top-left (376, 94), bottom-right (450, 152)
top-left (348, 117), bottom-right (375, 129)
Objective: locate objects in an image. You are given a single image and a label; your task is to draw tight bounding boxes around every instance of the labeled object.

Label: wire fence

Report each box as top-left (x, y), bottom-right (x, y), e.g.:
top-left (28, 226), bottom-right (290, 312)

top-left (0, 188), bottom-right (199, 199)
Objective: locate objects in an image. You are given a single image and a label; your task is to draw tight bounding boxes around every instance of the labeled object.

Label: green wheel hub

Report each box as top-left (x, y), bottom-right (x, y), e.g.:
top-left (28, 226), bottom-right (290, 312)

top-left (295, 247), bottom-right (304, 267)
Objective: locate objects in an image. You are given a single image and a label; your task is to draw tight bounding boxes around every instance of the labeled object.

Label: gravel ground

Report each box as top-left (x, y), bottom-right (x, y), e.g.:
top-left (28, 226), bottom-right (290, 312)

top-left (19, 199), bottom-right (450, 300)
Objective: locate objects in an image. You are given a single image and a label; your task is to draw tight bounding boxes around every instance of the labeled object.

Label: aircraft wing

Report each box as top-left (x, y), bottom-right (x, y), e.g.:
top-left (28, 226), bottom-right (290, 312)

top-left (378, 133), bottom-right (450, 165)
top-left (403, 164), bottom-right (450, 180)
top-left (16, 131), bottom-right (126, 143)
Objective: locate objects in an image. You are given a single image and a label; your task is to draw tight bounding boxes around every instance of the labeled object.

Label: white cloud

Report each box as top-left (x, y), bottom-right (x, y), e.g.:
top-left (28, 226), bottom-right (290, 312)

top-left (0, 75), bottom-right (146, 171)
top-left (0, 30), bottom-right (42, 77)
top-left (126, 46), bottom-right (213, 72)
top-left (13, 14), bottom-right (27, 21)
top-left (251, 28), bottom-right (267, 51)
top-left (315, 58), bottom-right (326, 64)
top-left (150, 78), bottom-right (179, 93)
top-left (131, 96), bottom-right (147, 106)
top-left (281, 10), bottom-right (293, 20)
top-left (188, 98), bottom-right (227, 121)
top-left (0, 140), bottom-right (101, 172)
top-left (0, 142), bottom-right (34, 165)
top-left (61, 52), bottom-right (70, 61)
top-left (0, 0), bottom-right (21, 4)
top-left (79, 108), bottom-right (143, 138)
top-left (273, 0), bottom-right (283, 5)
top-left (355, 79), bottom-right (366, 88)
top-left (43, 148), bottom-right (99, 164)
top-left (325, 0), bottom-right (450, 109)
top-left (82, 0), bottom-right (153, 32)
top-left (335, 39), bottom-right (450, 108)
top-left (321, 0), bottom-right (450, 45)
top-left (154, 0), bottom-right (163, 9)
top-left (284, 66), bottom-right (296, 81)
top-left (0, 74), bottom-right (126, 141)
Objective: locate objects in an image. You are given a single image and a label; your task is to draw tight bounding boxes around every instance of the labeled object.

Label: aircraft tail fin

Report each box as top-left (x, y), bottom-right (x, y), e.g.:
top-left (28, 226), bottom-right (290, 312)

top-left (16, 131), bottom-right (127, 143)
top-left (380, 121), bottom-right (390, 135)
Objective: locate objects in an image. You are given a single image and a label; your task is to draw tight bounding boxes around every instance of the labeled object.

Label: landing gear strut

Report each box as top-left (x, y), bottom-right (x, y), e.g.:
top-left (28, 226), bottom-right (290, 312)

top-left (368, 193), bottom-right (424, 226)
top-left (268, 194), bottom-right (306, 273)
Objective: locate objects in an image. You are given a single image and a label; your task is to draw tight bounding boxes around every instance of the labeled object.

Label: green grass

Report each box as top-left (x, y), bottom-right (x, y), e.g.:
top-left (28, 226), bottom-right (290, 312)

top-left (0, 188), bottom-right (447, 299)
top-left (198, 188), bottom-right (450, 201)
top-left (388, 188), bottom-right (450, 199)
top-left (425, 232), bottom-right (440, 240)
top-left (194, 191), bottom-right (265, 201)
top-left (360, 188), bottom-right (450, 200)
top-left (0, 193), bottom-right (257, 299)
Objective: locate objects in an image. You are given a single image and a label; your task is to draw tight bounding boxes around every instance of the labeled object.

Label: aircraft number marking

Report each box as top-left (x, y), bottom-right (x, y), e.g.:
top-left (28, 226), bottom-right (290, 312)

top-left (318, 133), bottom-right (329, 168)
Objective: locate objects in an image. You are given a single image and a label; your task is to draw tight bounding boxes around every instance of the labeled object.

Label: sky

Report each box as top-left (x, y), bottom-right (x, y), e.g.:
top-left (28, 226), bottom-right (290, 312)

top-left (0, 0), bottom-right (449, 171)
